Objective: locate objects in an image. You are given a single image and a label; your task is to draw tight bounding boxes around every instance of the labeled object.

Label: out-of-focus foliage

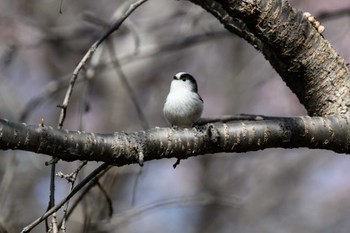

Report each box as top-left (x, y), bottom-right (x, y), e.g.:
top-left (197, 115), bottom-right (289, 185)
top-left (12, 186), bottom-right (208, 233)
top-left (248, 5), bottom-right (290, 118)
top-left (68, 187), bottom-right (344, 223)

top-left (0, 0), bottom-right (350, 232)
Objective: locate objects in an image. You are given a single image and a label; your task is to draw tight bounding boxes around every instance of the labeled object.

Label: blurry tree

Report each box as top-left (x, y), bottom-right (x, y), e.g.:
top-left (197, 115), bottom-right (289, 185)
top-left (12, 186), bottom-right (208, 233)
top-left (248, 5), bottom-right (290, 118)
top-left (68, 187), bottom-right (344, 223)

top-left (0, 0), bottom-right (350, 233)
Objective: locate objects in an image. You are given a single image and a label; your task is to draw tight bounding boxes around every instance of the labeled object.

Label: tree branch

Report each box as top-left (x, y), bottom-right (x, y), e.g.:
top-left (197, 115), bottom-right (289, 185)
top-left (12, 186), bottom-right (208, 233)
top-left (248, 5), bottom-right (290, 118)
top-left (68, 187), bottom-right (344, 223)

top-left (190, 0), bottom-right (350, 116)
top-left (1, 116), bottom-right (349, 166)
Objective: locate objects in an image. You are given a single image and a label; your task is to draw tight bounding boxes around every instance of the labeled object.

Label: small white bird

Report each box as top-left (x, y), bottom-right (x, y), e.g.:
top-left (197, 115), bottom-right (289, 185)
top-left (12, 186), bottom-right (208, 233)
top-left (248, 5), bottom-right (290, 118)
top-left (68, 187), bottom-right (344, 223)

top-left (163, 72), bottom-right (203, 127)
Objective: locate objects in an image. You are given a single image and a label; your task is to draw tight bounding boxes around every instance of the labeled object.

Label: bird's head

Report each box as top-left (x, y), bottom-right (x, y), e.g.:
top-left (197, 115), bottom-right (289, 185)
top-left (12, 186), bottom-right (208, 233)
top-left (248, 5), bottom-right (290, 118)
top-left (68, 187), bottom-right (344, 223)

top-left (171, 72), bottom-right (198, 93)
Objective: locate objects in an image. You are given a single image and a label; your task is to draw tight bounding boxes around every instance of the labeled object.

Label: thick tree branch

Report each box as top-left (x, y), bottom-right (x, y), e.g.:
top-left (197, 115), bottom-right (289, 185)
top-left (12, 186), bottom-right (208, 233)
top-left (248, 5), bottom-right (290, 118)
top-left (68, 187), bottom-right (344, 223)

top-left (190, 0), bottom-right (350, 116)
top-left (1, 116), bottom-right (349, 166)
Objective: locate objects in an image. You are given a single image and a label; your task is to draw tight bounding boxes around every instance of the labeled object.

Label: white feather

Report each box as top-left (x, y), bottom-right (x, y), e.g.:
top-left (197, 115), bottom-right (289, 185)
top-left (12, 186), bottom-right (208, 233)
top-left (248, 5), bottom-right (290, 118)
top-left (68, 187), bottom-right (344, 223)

top-left (163, 74), bottom-right (203, 127)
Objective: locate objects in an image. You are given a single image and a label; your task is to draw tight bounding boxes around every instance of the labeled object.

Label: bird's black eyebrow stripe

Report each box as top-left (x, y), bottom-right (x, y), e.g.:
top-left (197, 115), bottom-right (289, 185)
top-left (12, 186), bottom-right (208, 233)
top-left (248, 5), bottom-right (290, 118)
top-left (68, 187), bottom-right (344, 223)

top-left (173, 73), bottom-right (199, 92)
top-left (181, 73), bottom-right (198, 92)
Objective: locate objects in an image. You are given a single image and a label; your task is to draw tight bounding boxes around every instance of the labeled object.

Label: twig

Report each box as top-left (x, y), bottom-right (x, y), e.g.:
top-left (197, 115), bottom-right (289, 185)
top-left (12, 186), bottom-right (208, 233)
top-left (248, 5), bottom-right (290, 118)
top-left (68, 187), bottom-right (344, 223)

top-left (0, 151), bottom-right (17, 210)
top-left (96, 181), bottom-right (114, 218)
top-left (131, 168), bottom-right (143, 206)
top-left (124, 20), bottom-right (141, 55)
top-left (48, 164), bottom-right (57, 233)
top-left (57, 166), bottom-right (112, 228)
top-left (83, 13), bottom-right (141, 56)
top-left (21, 163), bottom-right (109, 233)
top-left (106, 194), bottom-right (239, 229)
top-left (20, 30), bottom-right (227, 122)
top-left (19, 75), bottom-right (74, 122)
top-left (60, 70), bottom-right (93, 230)
top-left (59, 0), bottom-right (64, 14)
top-left (106, 35), bottom-right (149, 208)
top-left (106, 40), bottom-right (150, 129)
top-left (49, 2), bottom-right (148, 231)
top-left (116, 30), bottom-right (229, 65)
top-left (60, 161), bottom-right (88, 232)
top-left (57, 0), bottom-right (149, 128)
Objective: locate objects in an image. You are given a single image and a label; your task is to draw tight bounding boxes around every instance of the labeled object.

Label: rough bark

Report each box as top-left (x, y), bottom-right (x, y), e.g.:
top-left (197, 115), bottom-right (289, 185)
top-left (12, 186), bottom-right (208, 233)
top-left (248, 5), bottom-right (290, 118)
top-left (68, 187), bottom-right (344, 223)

top-left (1, 0), bottom-right (350, 164)
top-left (190, 0), bottom-right (350, 116)
top-left (1, 116), bottom-right (349, 165)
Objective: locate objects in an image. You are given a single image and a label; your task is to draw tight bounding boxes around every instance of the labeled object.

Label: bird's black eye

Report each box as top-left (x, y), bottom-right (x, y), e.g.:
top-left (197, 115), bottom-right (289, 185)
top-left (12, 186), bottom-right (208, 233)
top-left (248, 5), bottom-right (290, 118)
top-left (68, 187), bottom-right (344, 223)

top-left (181, 77), bottom-right (186, 82)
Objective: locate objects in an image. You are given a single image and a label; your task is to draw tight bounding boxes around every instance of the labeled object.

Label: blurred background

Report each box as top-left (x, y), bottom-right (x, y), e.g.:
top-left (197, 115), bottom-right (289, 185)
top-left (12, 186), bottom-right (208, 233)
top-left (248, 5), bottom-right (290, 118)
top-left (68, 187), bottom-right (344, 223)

top-left (1, 0), bottom-right (350, 232)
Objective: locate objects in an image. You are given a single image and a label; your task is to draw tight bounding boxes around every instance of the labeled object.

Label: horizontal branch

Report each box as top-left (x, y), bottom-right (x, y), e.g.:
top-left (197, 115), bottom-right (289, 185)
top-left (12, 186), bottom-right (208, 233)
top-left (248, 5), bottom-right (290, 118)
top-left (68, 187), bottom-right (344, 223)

top-left (0, 116), bottom-right (349, 165)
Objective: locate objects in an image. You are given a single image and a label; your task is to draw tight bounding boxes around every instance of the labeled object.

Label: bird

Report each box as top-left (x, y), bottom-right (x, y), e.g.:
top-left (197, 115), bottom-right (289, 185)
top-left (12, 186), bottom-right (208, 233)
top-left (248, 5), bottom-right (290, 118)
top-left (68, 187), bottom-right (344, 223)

top-left (163, 72), bottom-right (203, 127)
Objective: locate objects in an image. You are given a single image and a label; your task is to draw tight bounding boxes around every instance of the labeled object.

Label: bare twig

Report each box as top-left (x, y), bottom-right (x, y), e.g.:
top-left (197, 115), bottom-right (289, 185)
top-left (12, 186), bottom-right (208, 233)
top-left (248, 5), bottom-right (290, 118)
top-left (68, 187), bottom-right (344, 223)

top-left (21, 163), bottom-right (110, 233)
top-left (48, 164), bottom-right (58, 233)
top-left (59, 161), bottom-right (88, 232)
top-left (20, 30), bottom-right (228, 122)
top-left (106, 29), bottom-right (148, 208)
top-left (83, 12), bottom-right (142, 56)
top-left (106, 194), bottom-right (239, 229)
top-left (19, 75), bottom-right (72, 121)
top-left (131, 167), bottom-right (145, 206)
top-left (59, 0), bottom-right (64, 14)
top-left (44, 2), bottom-right (147, 231)
top-left (107, 40), bottom-right (150, 129)
top-left (57, 166), bottom-right (112, 228)
top-left (117, 29), bottom-right (229, 65)
top-left (124, 20), bottom-right (141, 56)
top-left (96, 181), bottom-right (114, 218)
top-left (83, 10), bottom-right (149, 129)
top-left (57, 0), bottom-right (149, 128)
top-left (60, 69), bottom-right (96, 230)
top-left (0, 152), bottom-right (17, 209)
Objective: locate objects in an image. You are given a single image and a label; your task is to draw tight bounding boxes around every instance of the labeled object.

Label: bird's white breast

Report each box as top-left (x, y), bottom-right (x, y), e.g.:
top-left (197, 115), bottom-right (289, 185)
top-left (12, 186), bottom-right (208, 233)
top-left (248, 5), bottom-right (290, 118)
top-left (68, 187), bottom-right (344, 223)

top-left (163, 87), bottom-right (203, 127)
